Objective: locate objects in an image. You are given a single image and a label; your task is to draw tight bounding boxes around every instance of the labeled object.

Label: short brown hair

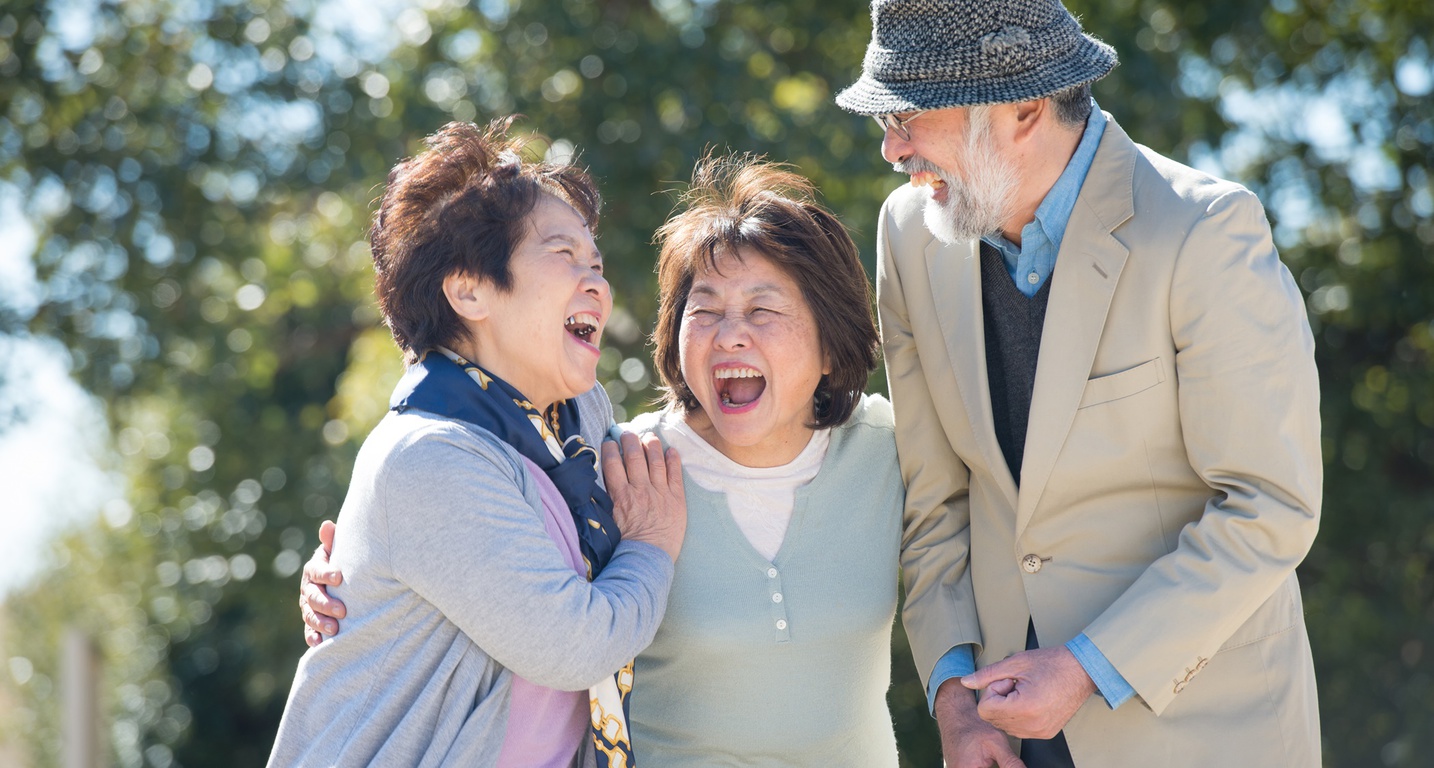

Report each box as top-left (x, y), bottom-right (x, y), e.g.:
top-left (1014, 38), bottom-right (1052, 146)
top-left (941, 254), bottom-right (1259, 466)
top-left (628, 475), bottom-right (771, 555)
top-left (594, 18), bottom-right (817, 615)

top-left (651, 154), bottom-right (879, 429)
top-left (369, 118), bottom-right (601, 362)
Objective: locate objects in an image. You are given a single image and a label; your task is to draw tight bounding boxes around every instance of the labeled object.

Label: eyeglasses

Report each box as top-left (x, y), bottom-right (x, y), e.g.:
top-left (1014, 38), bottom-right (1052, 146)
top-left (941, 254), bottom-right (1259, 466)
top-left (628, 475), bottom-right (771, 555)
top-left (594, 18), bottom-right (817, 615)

top-left (872, 110), bottom-right (927, 140)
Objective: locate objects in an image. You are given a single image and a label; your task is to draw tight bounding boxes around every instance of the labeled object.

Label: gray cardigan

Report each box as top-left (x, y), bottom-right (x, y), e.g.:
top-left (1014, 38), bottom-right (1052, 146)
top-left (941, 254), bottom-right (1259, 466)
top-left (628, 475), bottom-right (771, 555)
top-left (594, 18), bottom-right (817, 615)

top-left (268, 386), bottom-right (674, 767)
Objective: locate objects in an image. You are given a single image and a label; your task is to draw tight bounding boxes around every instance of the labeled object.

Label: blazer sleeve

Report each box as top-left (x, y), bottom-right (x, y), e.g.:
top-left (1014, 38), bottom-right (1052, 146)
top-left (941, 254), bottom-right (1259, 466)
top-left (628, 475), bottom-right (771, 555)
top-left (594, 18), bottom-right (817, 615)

top-left (876, 195), bottom-right (985, 686)
top-left (1082, 188), bottom-right (1322, 714)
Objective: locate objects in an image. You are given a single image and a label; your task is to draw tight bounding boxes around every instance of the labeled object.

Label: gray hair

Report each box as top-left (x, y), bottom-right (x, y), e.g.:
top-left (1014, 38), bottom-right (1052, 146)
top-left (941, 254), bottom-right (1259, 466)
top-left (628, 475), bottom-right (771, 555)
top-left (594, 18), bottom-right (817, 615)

top-left (1048, 83), bottom-right (1093, 127)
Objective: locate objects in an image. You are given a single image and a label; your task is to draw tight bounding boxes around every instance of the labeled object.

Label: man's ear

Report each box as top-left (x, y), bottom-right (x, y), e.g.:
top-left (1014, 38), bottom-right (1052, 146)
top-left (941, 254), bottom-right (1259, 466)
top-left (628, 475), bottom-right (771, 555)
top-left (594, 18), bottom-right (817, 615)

top-left (442, 271), bottom-right (491, 323)
top-left (1011, 98), bottom-right (1047, 143)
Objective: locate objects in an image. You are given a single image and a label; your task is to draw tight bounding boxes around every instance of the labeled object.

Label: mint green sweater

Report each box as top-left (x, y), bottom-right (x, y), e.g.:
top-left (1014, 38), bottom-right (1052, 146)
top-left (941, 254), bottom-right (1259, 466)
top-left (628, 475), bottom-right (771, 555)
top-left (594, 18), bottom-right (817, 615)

top-left (626, 394), bottom-right (904, 766)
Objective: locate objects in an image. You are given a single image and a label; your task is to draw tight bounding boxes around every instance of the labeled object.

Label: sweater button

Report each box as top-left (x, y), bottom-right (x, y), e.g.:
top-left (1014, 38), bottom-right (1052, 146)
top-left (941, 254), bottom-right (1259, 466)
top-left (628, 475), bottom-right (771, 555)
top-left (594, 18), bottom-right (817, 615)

top-left (1021, 554), bottom-right (1044, 573)
top-left (767, 567), bottom-right (778, 578)
top-left (776, 619), bottom-right (788, 630)
top-left (772, 592), bottom-right (783, 603)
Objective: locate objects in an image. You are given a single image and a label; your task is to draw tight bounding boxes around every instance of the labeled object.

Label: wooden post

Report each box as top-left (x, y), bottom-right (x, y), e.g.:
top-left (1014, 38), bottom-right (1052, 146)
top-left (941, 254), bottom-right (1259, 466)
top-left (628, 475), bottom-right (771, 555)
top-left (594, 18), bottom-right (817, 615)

top-left (62, 629), bottom-right (100, 768)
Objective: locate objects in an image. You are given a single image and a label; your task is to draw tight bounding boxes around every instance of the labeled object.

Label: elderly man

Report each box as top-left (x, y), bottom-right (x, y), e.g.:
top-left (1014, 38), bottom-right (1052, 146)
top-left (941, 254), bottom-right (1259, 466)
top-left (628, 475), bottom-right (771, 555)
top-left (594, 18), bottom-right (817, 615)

top-left (836, 1), bottom-right (1322, 766)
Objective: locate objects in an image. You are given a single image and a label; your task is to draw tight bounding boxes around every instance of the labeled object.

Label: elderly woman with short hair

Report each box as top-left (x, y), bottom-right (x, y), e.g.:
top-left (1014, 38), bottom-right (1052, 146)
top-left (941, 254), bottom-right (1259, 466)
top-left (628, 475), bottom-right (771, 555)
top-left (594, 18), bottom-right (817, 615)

top-left (621, 156), bottom-right (904, 764)
top-left (268, 119), bottom-right (685, 767)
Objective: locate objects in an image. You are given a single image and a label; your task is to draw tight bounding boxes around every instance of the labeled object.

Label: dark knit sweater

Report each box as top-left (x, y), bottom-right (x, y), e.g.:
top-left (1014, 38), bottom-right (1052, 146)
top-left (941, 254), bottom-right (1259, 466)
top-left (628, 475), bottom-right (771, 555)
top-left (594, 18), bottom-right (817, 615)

top-left (980, 241), bottom-right (1053, 485)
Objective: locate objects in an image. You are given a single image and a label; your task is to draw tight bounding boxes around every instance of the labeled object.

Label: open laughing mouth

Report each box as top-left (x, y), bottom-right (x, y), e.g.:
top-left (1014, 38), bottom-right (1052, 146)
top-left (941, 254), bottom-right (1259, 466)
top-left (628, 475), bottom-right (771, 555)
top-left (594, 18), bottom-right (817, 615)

top-left (715, 366), bottom-right (766, 411)
top-left (909, 170), bottom-right (947, 190)
top-left (565, 312), bottom-right (600, 346)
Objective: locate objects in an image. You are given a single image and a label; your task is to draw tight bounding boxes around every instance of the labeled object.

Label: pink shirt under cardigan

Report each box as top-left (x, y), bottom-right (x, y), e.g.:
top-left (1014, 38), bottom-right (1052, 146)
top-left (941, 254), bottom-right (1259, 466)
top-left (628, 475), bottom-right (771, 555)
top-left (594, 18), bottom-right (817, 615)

top-left (495, 457), bottom-right (590, 767)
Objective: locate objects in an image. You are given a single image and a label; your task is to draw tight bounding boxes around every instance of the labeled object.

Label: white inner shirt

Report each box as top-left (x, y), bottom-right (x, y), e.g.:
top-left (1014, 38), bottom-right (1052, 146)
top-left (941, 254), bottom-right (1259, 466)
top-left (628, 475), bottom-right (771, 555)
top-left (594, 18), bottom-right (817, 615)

top-left (657, 410), bottom-right (830, 562)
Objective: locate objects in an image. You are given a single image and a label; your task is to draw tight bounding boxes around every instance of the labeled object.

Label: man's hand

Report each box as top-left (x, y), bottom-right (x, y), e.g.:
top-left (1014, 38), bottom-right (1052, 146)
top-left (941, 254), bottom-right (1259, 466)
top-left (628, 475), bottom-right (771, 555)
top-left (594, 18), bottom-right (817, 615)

top-left (961, 646), bottom-right (1097, 740)
top-left (300, 520), bottom-right (347, 647)
top-left (933, 679), bottom-right (1026, 768)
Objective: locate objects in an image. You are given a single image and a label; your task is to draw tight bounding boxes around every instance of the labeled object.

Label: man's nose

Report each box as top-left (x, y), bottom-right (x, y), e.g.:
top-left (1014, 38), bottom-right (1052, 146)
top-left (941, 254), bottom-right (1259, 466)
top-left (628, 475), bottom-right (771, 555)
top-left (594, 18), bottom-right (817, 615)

top-left (881, 128), bottom-right (912, 165)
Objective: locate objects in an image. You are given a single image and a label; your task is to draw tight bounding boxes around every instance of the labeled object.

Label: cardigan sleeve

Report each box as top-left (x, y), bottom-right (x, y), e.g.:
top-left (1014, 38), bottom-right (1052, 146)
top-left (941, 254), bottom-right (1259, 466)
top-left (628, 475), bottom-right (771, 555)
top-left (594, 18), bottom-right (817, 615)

top-left (379, 420), bottom-right (675, 691)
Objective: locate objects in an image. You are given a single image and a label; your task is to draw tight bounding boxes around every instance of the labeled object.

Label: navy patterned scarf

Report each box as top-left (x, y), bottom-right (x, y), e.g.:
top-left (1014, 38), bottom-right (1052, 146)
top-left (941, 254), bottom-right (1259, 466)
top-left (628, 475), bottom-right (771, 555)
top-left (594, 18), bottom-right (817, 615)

top-left (389, 348), bottom-right (637, 767)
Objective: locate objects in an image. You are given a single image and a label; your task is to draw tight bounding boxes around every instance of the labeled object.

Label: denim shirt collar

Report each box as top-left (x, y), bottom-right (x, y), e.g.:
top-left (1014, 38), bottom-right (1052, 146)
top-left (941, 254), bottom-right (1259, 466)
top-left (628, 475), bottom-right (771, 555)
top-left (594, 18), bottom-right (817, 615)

top-left (981, 104), bottom-right (1107, 293)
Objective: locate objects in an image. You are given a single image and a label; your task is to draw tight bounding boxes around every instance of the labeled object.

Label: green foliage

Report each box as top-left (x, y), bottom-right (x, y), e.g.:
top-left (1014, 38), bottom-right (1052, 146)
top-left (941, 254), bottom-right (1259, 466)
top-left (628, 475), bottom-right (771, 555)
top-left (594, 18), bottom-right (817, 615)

top-left (0, 0), bottom-right (1429, 766)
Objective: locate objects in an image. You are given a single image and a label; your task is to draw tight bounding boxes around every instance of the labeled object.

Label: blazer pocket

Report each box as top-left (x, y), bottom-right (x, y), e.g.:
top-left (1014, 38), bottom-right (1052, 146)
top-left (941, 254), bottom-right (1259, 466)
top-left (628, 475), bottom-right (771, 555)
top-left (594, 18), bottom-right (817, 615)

top-left (1078, 357), bottom-right (1166, 409)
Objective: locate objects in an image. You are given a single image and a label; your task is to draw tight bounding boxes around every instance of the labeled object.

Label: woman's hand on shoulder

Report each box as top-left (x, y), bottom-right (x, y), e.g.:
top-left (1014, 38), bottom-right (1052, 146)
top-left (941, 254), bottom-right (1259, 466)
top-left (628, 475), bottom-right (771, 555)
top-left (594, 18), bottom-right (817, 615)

top-left (601, 432), bottom-right (686, 563)
top-left (300, 519), bottom-right (348, 646)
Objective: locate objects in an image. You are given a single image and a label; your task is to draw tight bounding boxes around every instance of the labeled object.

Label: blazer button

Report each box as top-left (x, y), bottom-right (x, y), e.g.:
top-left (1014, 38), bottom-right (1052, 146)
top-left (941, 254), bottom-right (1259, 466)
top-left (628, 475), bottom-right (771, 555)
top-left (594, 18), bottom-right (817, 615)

top-left (1021, 554), bottom-right (1044, 574)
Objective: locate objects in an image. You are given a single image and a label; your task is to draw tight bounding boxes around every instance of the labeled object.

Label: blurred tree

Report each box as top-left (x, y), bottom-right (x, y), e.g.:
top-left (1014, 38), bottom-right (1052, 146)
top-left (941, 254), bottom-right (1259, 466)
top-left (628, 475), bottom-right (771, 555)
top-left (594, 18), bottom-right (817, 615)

top-left (1082, 1), bottom-right (1434, 764)
top-left (0, 0), bottom-right (1428, 766)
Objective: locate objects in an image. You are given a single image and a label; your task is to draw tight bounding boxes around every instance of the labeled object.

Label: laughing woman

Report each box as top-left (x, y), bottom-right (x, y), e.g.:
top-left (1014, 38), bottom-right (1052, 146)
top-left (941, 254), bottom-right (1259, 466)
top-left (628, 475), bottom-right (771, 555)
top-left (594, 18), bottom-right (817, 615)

top-left (621, 157), bottom-right (905, 764)
top-left (267, 120), bottom-right (685, 767)
top-left (301, 156), bottom-right (911, 765)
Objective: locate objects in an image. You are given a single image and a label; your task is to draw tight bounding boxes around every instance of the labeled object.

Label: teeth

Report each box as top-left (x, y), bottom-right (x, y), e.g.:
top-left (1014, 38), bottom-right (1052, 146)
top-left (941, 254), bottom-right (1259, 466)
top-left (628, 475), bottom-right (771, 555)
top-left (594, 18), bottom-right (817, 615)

top-left (910, 171), bottom-right (945, 189)
top-left (714, 367), bottom-right (763, 379)
top-left (565, 312), bottom-right (600, 328)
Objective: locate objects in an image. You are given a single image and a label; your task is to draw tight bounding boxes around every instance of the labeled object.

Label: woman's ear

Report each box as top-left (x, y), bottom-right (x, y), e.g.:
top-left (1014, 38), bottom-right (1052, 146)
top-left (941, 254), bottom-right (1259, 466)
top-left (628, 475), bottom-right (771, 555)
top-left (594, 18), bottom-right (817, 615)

top-left (442, 271), bottom-right (492, 323)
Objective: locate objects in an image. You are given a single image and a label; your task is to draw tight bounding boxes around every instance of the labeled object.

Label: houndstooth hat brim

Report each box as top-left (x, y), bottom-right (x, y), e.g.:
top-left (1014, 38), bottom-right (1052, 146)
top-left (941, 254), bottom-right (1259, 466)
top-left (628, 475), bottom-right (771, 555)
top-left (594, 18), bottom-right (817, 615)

top-left (835, 0), bottom-right (1119, 115)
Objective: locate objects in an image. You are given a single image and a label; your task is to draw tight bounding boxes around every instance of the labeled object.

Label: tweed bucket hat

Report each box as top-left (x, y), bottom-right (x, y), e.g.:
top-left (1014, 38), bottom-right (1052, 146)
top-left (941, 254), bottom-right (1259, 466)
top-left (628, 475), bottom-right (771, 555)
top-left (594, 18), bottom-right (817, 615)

top-left (835, 0), bottom-right (1118, 115)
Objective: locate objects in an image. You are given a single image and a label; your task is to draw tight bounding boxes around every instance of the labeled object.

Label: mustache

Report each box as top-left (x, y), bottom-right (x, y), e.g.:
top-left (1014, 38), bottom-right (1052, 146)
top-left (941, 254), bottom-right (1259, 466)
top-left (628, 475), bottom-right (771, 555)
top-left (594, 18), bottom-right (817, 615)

top-left (893, 156), bottom-right (944, 177)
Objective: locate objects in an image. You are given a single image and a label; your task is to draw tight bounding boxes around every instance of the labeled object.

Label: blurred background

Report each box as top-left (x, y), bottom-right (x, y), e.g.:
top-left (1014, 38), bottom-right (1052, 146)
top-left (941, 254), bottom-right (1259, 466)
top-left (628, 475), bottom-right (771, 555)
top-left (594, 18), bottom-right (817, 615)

top-left (0, 0), bottom-right (1429, 765)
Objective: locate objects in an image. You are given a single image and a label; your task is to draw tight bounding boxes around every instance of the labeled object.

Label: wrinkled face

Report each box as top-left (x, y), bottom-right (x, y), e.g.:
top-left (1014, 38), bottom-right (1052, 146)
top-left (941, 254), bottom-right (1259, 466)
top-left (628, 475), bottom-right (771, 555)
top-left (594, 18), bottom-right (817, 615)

top-left (882, 106), bottom-right (1018, 243)
top-left (468, 194), bottom-right (610, 411)
top-left (678, 248), bottom-right (828, 468)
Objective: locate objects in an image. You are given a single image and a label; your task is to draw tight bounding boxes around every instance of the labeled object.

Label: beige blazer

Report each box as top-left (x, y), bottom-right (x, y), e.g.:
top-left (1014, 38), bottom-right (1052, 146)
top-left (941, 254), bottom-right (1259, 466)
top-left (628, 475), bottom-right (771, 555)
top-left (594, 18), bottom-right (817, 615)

top-left (881, 116), bottom-right (1322, 766)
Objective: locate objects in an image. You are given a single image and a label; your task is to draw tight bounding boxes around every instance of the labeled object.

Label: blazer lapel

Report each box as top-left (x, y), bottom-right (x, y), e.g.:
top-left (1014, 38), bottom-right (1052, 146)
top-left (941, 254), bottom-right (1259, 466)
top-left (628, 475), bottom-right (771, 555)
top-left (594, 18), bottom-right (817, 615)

top-left (1015, 116), bottom-right (1138, 535)
top-left (926, 237), bottom-right (1020, 509)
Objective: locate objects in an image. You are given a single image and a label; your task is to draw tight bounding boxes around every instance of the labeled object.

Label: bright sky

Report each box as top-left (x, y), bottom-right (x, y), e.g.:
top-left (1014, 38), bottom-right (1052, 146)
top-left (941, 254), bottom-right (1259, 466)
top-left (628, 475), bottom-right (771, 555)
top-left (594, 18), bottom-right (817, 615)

top-left (0, 188), bottom-right (121, 598)
top-left (0, 0), bottom-right (444, 599)
top-left (0, 0), bottom-right (427, 596)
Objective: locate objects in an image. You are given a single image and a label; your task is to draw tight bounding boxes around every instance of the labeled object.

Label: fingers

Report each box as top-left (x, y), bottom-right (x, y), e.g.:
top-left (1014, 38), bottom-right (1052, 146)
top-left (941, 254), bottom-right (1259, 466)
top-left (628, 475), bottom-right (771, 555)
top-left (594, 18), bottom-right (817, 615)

top-left (641, 433), bottom-right (666, 483)
top-left (977, 682), bottom-right (1020, 712)
top-left (601, 438), bottom-right (625, 491)
top-left (620, 432), bottom-right (648, 483)
top-left (301, 594), bottom-right (334, 641)
top-left (303, 551), bottom-right (343, 588)
top-left (604, 432), bottom-right (675, 494)
top-left (602, 432), bottom-right (650, 488)
top-left (318, 519), bottom-right (337, 556)
top-left (987, 677), bottom-right (1017, 697)
top-left (962, 659), bottom-right (1013, 691)
top-left (664, 446), bottom-right (684, 496)
top-left (300, 519), bottom-right (345, 645)
top-left (975, 683), bottom-right (1061, 740)
top-left (317, 585), bottom-right (347, 620)
top-left (305, 520), bottom-right (342, 586)
top-left (301, 576), bottom-right (346, 623)
top-left (996, 752), bottom-right (1027, 768)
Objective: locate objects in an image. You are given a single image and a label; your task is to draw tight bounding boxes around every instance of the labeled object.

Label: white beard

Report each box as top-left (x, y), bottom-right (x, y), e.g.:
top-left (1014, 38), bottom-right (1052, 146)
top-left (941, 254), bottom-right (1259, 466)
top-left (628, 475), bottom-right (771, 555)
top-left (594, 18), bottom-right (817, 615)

top-left (899, 112), bottom-right (1018, 245)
